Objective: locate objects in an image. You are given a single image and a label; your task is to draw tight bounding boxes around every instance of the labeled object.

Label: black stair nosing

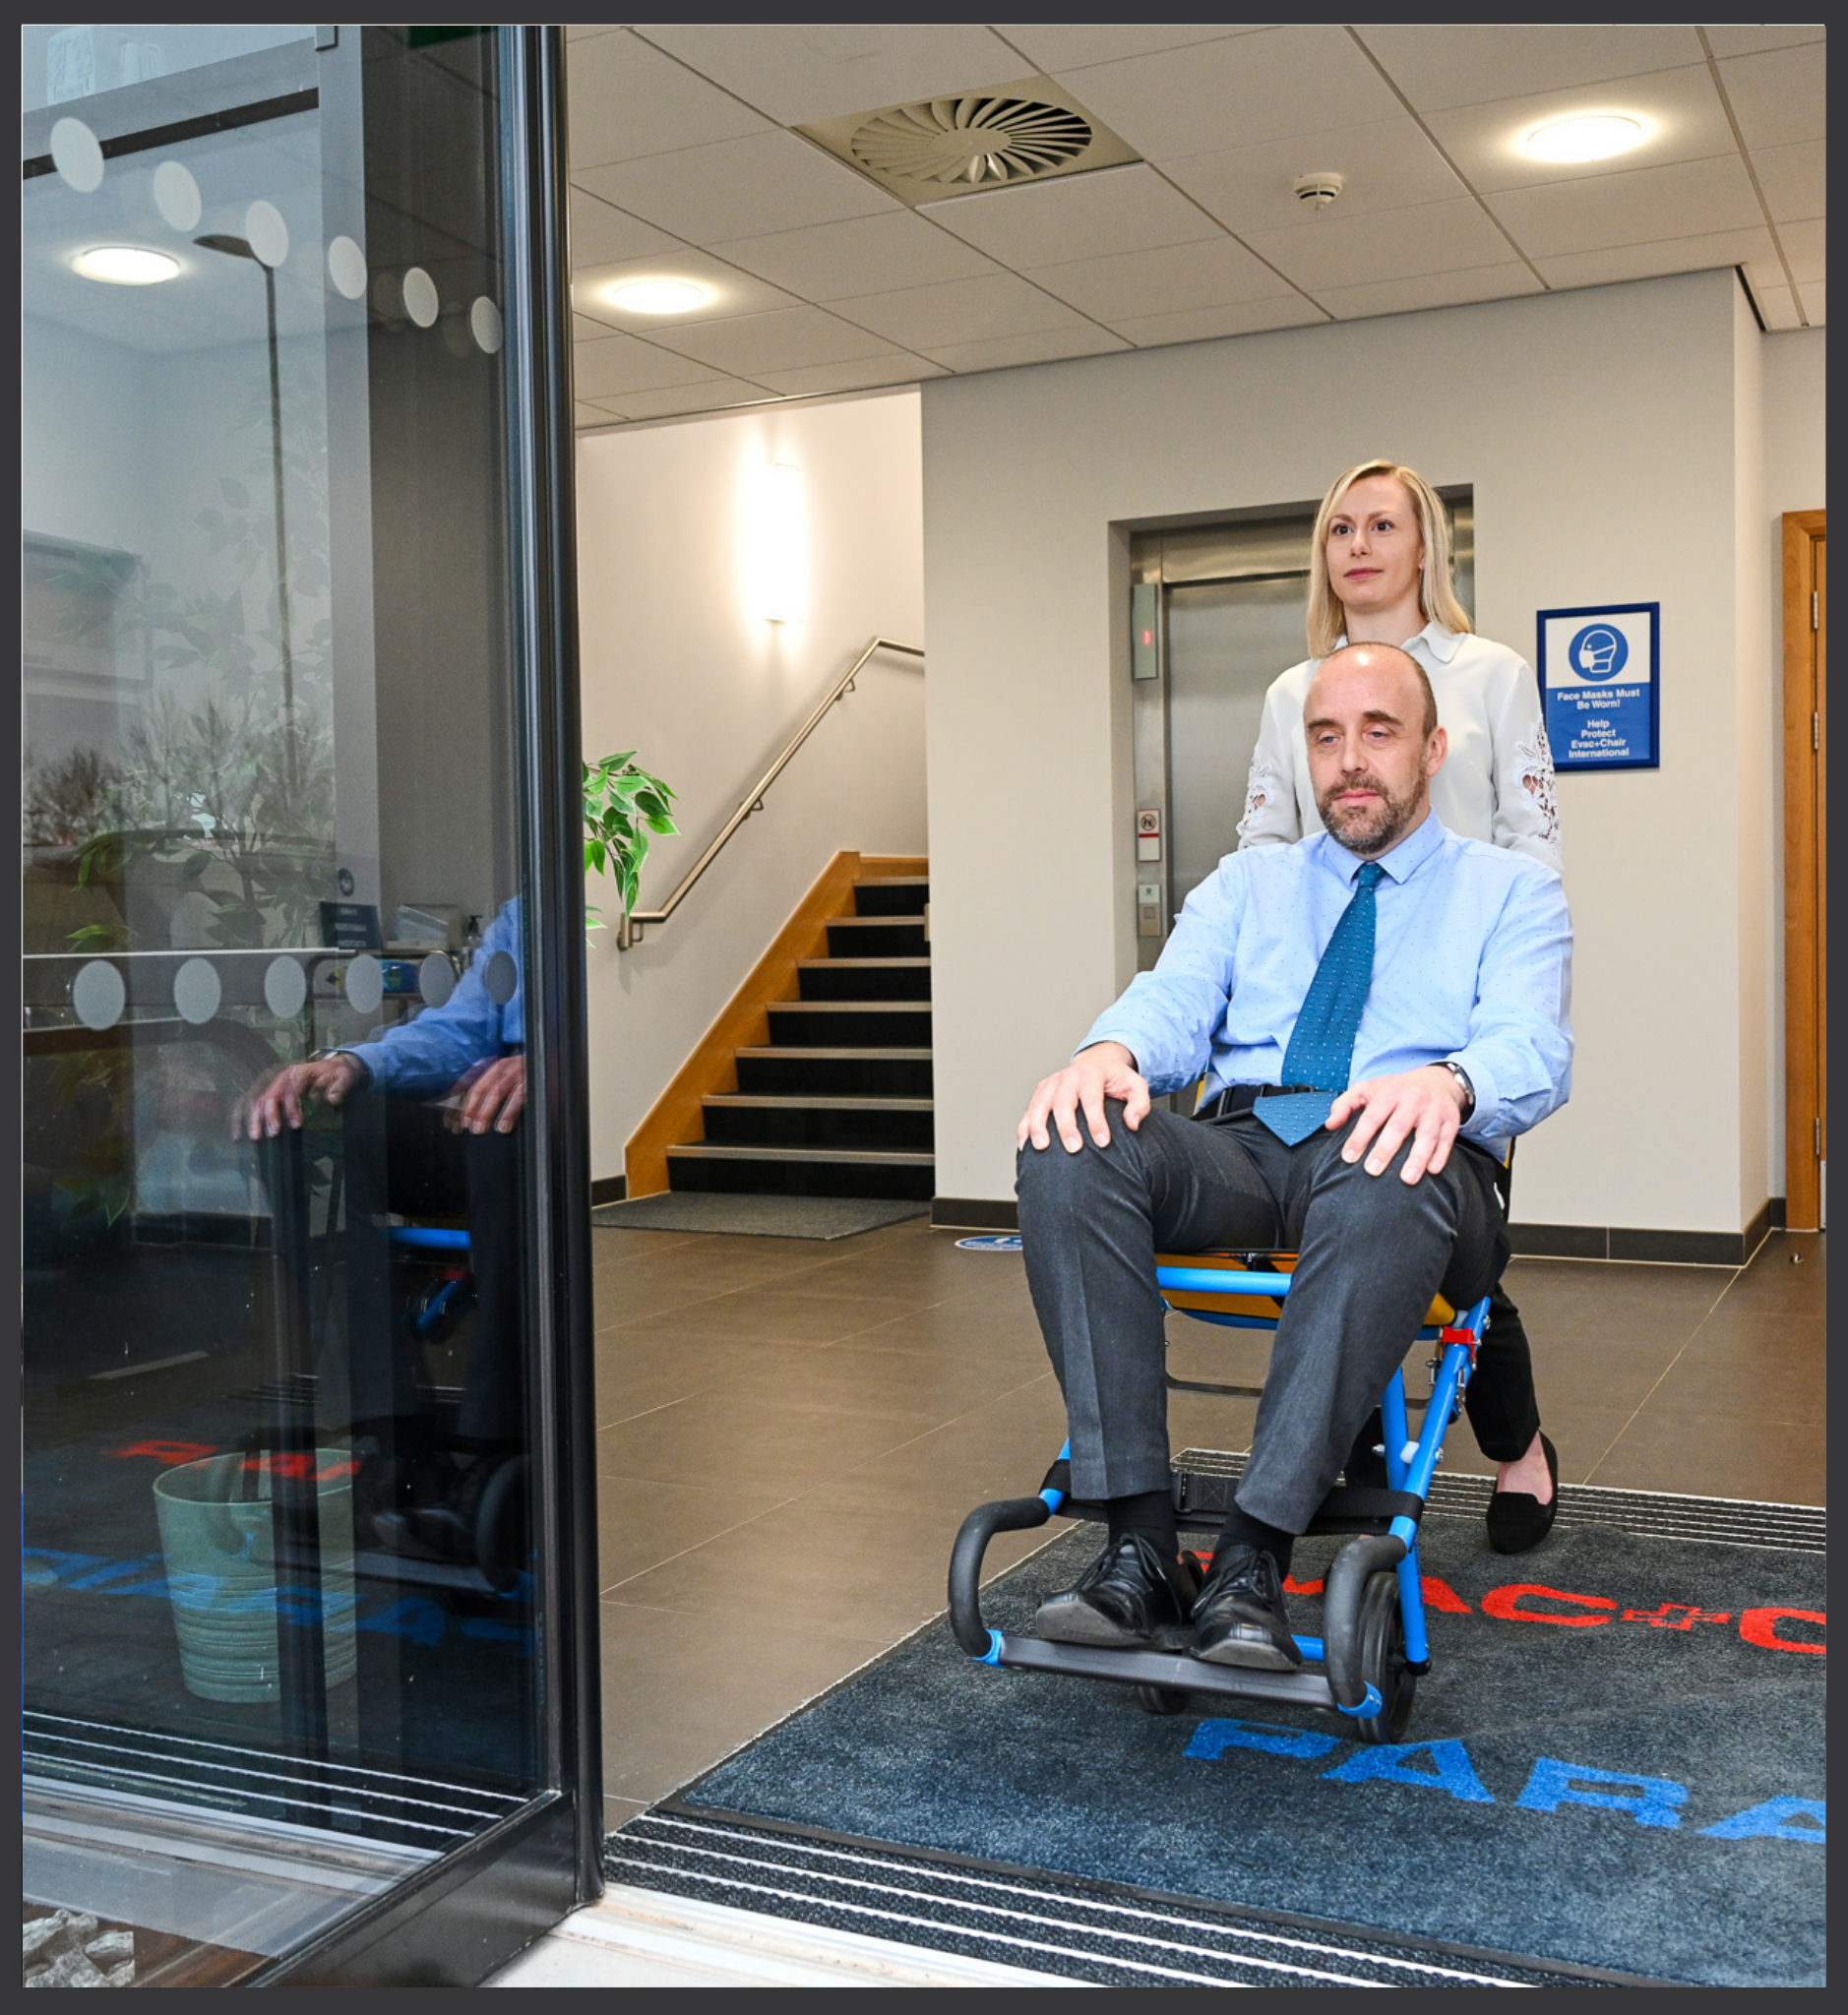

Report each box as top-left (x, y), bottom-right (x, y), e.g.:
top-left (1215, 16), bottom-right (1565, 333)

top-left (736, 1045), bottom-right (933, 1060)
top-left (704, 1094), bottom-right (933, 1110)
top-left (668, 1143), bottom-right (934, 1166)
top-left (617, 1808), bottom-right (1658, 1989)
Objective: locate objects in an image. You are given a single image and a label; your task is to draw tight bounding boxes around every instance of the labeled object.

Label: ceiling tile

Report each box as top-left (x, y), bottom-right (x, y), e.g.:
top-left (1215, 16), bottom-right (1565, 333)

top-left (1426, 65), bottom-right (1737, 196)
top-left (643, 304), bottom-right (894, 376)
top-left (566, 29), bottom-right (772, 172)
top-left (1027, 237), bottom-right (1295, 320)
top-left (991, 24), bottom-right (1267, 71)
top-left (1244, 197), bottom-right (1514, 291)
top-left (632, 23), bottom-right (1028, 124)
top-left (706, 211), bottom-right (999, 300)
top-left (1700, 25), bottom-right (1826, 60)
top-left (1354, 25), bottom-right (1704, 112)
top-left (827, 271), bottom-right (1094, 349)
top-left (577, 130), bottom-right (899, 244)
top-left (566, 26), bottom-right (621, 42)
top-left (1105, 295), bottom-right (1324, 346)
top-left (1312, 262), bottom-right (1543, 322)
top-left (1161, 116), bottom-right (1465, 234)
top-left (617, 377), bottom-right (773, 421)
top-left (573, 330), bottom-right (726, 398)
top-left (1751, 283), bottom-right (1805, 332)
top-left (571, 249), bottom-right (798, 332)
top-left (1716, 44), bottom-right (1826, 152)
top-left (1487, 154), bottom-right (1763, 261)
top-left (574, 311), bottom-right (612, 343)
top-left (574, 400), bottom-right (613, 430)
top-left (1751, 140), bottom-right (1824, 224)
top-left (1531, 223), bottom-right (1778, 290)
top-left (917, 162), bottom-right (1220, 267)
top-left (1050, 26), bottom-right (1400, 162)
top-left (1795, 279), bottom-right (1823, 326)
top-left (569, 186), bottom-right (683, 268)
top-left (1777, 217), bottom-right (1825, 285)
top-left (751, 353), bottom-right (943, 396)
top-left (916, 326), bottom-right (1131, 372)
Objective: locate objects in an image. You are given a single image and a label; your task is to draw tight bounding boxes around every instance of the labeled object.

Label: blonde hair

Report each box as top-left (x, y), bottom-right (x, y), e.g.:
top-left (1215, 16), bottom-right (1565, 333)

top-left (1305, 458), bottom-right (1471, 658)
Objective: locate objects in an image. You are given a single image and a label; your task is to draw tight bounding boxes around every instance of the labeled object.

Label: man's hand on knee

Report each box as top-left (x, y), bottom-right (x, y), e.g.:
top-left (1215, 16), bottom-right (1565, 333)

top-left (1326, 1066), bottom-right (1469, 1184)
top-left (1017, 1043), bottom-right (1149, 1154)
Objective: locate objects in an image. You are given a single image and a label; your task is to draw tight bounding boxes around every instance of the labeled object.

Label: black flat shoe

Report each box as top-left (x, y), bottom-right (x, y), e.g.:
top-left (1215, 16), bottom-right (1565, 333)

top-left (1486, 1433), bottom-right (1560, 1555)
top-left (1035, 1533), bottom-right (1195, 1648)
top-left (1189, 1545), bottom-right (1303, 1670)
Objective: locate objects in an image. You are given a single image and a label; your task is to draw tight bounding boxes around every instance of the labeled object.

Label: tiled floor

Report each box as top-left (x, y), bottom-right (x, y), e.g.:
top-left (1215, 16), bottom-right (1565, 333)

top-left (592, 1217), bottom-right (1825, 1822)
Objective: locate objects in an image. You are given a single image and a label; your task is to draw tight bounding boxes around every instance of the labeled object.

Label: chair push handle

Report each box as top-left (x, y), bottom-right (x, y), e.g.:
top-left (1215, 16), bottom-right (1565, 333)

top-left (948, 1497), bottom-right (1052, 1657)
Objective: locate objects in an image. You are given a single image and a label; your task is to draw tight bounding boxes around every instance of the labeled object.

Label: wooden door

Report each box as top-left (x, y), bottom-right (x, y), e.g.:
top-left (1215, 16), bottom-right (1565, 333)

top-left (1784, 511), bottom-right (1826, 1228)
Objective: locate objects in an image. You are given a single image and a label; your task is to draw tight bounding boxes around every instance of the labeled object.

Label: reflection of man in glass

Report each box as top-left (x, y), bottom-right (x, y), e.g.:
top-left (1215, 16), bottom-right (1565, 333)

top-left (239, 898), bottom-right (526, 1581)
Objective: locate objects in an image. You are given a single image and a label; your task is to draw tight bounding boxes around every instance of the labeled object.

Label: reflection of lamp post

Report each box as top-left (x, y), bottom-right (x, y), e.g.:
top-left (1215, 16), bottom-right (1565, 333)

top-left (196, 231), bottom-right (296, 794)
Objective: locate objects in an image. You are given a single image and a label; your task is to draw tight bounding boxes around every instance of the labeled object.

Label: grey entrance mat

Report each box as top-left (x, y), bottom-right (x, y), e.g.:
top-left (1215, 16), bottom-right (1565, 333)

top-left (591, 1192), bottom-right (928, 1240)
top-left (660, 1491), bottom-right (1825, 1987)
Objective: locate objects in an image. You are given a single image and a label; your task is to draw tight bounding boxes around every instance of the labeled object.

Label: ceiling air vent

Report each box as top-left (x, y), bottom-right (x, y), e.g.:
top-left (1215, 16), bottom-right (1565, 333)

top-left (801, 77), bottom-right (1139, 206)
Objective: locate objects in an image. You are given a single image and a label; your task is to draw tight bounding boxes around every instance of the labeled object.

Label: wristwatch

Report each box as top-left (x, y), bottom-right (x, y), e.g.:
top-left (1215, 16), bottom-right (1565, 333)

top-left (1438, 1059), bottom-right (1475, 1121)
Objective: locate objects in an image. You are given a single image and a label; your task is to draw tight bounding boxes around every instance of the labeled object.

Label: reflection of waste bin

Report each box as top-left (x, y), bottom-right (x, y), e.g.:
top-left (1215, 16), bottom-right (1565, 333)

top-left (153, 1452), bottom-right (357, 1704)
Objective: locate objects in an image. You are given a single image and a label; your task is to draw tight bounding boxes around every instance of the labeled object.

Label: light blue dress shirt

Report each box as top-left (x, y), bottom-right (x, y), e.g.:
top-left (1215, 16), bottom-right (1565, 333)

top-left (1083, 813), bottom-right (1571, 1145)
top-left (345, 897), bottom-right (524, 1100)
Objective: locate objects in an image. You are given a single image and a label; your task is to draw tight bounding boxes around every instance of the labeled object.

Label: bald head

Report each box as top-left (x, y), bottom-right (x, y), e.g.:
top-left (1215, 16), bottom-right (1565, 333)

top-left (1303, 642), bottom-right (1448, 859)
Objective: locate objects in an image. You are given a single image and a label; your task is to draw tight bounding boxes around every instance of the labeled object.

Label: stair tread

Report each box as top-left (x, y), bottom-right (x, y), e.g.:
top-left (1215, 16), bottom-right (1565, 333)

top-left (828, 913), bottom-right (927, 925)
top-left (854, 876), bottom-right (928, 885)
top-left (736, 1046), bottom-right (932, 1060)
top-left (770, 999), bottom-right (932, 1010)
top-left (705, 1094), bottom-right (932, 1110)
top-left (669, 1143), bottom-right (934, 1166)
top-left (798, 956), bottom-right (929, 967)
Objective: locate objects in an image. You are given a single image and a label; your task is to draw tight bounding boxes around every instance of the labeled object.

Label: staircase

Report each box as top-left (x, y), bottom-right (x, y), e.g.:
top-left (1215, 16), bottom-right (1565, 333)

top-left (663, 874), bottom-right (934, 1201)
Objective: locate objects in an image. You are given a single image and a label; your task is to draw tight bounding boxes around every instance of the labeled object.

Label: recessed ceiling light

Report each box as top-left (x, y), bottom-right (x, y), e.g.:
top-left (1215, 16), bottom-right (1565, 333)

top-left (609, 279), bottom-right (710, 315)
top-left (72, 245), bottom-right (181, 285)
top-left (1523, 114), bottom-right (1644, 164)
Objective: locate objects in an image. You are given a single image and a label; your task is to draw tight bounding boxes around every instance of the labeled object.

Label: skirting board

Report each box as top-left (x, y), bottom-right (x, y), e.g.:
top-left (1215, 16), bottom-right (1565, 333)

top-left (590, 1176), bottom-right (627, 1208)
top-left (931, 1195), bottom-right (1786, 1268)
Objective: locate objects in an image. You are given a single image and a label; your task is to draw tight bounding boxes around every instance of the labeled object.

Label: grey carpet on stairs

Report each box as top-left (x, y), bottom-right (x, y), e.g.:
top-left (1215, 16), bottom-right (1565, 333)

top-left (680, 1504), bottom-right (1825, 1986)
top-left (591, 1192), bottom-right (929, 1240)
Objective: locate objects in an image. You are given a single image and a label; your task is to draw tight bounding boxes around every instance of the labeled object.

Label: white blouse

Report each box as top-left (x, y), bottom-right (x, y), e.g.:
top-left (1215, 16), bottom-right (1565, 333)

top-left (1237, 621), bottom-right (1562, 871)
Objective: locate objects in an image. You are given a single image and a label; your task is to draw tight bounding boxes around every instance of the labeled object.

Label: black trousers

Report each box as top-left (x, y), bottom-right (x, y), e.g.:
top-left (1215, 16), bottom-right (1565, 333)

top-left (338, 1091), bottom-right (527, 1445)
top-left (1016, 1103), bottom-right (1511, 1534)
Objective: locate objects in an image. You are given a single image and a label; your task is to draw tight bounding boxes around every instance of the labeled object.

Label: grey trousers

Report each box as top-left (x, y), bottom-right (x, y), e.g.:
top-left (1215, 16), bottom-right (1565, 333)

top-left (1015, 1103), bottom-right (1509, 1533)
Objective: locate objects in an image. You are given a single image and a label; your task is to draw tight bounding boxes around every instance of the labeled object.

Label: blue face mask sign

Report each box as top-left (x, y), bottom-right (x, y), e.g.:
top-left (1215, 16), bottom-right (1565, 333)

top-left (1538, 602), bottom-right (1659, 770)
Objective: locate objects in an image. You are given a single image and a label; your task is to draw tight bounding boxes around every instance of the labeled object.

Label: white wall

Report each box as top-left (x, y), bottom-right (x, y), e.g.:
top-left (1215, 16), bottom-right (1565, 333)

top-left (1761, 327), bottom-right (1828, 1193)
top-left (921, 269), bottom-right (1778, 1235)
top-left (577, 390), bottom-right (927, 1184)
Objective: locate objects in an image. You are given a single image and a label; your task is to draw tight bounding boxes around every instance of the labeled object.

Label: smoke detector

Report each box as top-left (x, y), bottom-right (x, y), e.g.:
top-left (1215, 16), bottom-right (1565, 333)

top-left (1292, 171), bottom-right (1345, 210)
top-left (801, 77), bottom-right (1139, 205)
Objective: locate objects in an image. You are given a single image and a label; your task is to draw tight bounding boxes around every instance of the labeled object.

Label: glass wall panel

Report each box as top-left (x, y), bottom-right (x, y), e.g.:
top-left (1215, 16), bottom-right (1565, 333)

top-left (22, 26), bottom-right (583, 1984)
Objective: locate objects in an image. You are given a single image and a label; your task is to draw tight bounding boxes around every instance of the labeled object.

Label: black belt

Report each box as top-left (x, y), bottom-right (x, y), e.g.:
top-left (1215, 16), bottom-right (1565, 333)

top-left (1195, 1083), bottom-right (1319, 1123)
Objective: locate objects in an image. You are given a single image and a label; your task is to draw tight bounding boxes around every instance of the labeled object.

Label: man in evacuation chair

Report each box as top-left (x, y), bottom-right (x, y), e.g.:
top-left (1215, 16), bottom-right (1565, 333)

top-left (1015, 641), bottom-right (1572, 1672)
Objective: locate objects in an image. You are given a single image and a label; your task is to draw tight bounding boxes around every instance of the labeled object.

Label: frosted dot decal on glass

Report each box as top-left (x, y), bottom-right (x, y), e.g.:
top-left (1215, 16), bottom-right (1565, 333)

top-left (73, 960), bottom-right (126, 1031)
top-left (264, 954), bottom-right (308, 1019)
top-left (418, 952), bottom-right (457, 1008)
top-left (50, 117), bottom-right (104, 194)
top-left (344, 951), bottom-right (384, 1015)
top-left (173, 957), bottom-right (222, 1026)
top-left (327, 234), bottom-right (367, 300)
top-left (483, 949), bottom-right (518, 1006)
top-left (401, 267), bottom-right (439, 329)
top-left (470, 296), bottom-right (503, 354)
top-left (244, 200), bottom-right (288, 268)
top-left (153, 160), bottom-right (201, 232)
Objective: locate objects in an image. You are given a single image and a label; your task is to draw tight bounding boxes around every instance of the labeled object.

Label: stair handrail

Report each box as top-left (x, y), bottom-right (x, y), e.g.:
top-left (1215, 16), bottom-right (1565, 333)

top-left (616, 635), bottom-right (924, 948)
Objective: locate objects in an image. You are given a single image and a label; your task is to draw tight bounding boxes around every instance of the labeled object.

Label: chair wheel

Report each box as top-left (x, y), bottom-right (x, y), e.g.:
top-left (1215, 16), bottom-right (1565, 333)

top-left (1351, 1568), bottom-right (1416, 1743)
top-left (1134, 1684), bottom-right (1194, 1716)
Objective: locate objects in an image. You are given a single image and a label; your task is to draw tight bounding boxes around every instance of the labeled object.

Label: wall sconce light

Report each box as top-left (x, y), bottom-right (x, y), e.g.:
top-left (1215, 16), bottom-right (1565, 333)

top-left (748, 461), bottom-right (806, 623)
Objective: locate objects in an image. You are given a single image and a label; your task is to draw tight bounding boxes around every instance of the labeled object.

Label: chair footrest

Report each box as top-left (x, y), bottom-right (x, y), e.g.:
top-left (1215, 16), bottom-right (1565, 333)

top-left (1040, 1459), bottom-right (1426, 1536)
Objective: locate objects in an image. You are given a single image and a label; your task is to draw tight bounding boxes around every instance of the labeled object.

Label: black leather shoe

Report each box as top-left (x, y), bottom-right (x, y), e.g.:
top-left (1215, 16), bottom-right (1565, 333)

top-left (1189, 1545), bottom-right (1303, 1669)
top-left (1486, 1433), bottom-right (1560, 1555)
top-left (1035, 1533), bottom-right (1194, 1648)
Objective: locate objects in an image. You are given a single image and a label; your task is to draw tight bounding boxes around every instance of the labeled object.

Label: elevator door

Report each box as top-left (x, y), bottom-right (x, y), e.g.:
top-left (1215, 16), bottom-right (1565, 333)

top-left (1167, 574), bottom-right (1309, 907)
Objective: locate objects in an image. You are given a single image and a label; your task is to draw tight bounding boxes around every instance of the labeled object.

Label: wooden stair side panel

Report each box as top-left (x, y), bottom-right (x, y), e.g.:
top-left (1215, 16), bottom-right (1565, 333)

top-left (623, 851), bottom-right (927, 1198)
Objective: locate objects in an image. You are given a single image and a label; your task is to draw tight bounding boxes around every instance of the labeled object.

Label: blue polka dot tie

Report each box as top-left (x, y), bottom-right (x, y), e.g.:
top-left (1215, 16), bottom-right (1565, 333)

top-left (1256, 861), bottom-right (1386, 1146)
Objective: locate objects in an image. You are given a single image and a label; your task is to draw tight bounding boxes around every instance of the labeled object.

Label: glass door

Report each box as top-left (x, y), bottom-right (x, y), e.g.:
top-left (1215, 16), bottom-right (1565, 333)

top-left (21, 25), bottom-right (597, 1986)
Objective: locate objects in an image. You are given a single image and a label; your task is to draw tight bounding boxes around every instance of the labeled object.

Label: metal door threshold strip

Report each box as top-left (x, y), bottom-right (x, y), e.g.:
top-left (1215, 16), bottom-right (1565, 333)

top-left (1175, 1449), bottom-right (1826, 1552)
top-left (614, 1809), bottom-right (1652, 1988)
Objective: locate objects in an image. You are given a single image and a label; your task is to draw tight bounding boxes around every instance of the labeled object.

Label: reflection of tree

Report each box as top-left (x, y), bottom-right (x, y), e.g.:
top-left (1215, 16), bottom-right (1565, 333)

top-left (23, 748), bottom-right (123, 849)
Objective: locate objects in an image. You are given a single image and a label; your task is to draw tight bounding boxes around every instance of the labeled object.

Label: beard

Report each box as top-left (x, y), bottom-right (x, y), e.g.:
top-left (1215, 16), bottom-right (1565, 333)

top-left (1317, 769), bottom-right (1425, 856)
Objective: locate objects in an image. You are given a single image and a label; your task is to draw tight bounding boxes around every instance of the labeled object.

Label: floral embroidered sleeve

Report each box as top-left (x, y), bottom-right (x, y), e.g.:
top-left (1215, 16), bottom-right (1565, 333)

top-left (1236, 682), bottom-right (1304, 849)
top-left (1491, 658), bottom-right (1563, 871)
